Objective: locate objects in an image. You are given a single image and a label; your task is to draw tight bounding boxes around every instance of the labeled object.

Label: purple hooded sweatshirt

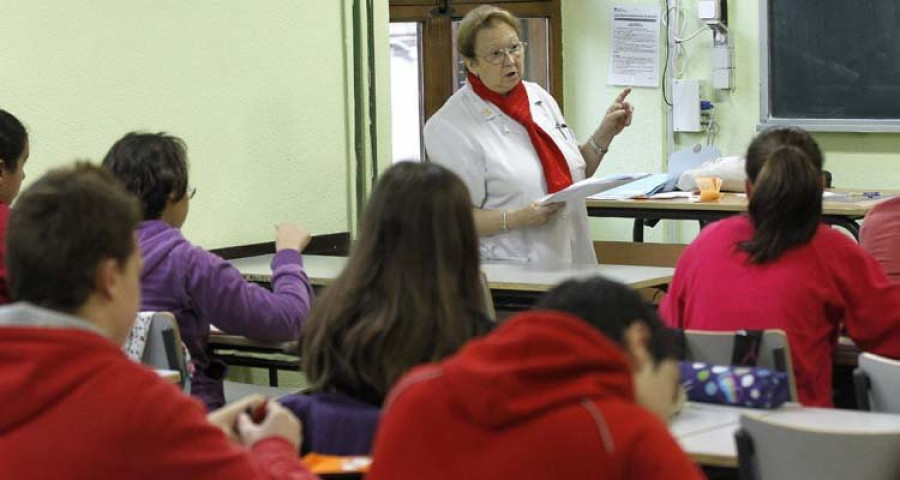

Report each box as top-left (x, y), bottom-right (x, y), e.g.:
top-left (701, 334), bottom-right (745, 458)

top-left (138, 220), bottom-right (313, 410)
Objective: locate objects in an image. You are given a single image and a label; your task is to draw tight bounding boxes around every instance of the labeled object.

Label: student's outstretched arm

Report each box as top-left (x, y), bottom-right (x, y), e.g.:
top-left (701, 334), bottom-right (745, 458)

top-left (186, 240), bottom-right (313, 341)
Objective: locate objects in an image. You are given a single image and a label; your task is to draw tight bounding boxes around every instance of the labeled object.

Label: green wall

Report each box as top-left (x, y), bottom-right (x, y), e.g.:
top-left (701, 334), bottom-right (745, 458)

top-left (562, 0), bottom-right (900, 243)
top-left (0, 0), bottom-right (355, 249)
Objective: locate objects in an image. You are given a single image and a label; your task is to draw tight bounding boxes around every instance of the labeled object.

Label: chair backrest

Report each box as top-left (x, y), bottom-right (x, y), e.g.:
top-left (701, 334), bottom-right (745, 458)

top-left (141, 312), bottom-right (189, 390)
top-left (679, 329), bottom-right (799, 402)
top-left (854, 352), bottom-right (900, 414)
top-left (736, 414), bottom-right (900, 480)
top-left (479, 271), bottom-right (496, 322)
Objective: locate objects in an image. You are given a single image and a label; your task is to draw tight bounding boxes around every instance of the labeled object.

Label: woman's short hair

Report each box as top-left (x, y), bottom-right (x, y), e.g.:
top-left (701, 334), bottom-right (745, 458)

top-left (0, 109), bottom-right (28, 172)
top-left (302, 161), bottom-right (490, 406)
top-left (740, 127), bottom-right (824, 263)
top-left (8, 163), bottom-right (141, 312)
top-left (101, 132), bottom-right (189, 220)
top-left (537, 277), bottom-right (676, 364)
top-left (457, 5), bottom-right (521, 60)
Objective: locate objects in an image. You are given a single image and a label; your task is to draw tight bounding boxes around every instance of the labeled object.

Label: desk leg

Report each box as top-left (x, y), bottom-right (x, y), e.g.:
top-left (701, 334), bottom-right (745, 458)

top-left (269, 368), bottom-right (279, 387)
top-left (632, 218), bottom-right (645, 242)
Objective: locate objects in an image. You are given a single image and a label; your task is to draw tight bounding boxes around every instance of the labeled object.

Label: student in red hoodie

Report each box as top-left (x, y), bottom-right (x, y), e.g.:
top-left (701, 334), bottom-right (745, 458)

top-left (368, 277), bottom-right (702, 480)
top-left (860, 195), bottom-right (900, 282)
top-left (0, 164), bottom-right (317, 480)
top-left (660, 127), bottom-right (900, 407)
top-left (0, 109), bottom-right (30, 304)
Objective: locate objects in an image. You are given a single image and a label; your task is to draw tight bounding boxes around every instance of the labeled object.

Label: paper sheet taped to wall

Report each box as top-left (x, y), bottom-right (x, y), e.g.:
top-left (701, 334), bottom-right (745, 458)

top-left (608, 5), bottom-right (661, 88)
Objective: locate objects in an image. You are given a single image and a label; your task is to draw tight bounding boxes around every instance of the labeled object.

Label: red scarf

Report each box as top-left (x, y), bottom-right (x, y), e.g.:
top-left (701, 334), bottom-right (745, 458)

top-left (468, 72), bottom-right (573, 193)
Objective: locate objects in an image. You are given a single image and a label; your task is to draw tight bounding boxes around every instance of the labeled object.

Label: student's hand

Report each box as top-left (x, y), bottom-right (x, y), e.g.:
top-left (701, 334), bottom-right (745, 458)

top-left (275, 223), bottom-right (312, 253)
top-left (207, 394), bottom-right (265, 443)
top-left (511, 202), bottom-right (564, 229)
top-left (593, 87), bottom-right (634, 148)
top-left (236, 400), bottom-right (303, 451)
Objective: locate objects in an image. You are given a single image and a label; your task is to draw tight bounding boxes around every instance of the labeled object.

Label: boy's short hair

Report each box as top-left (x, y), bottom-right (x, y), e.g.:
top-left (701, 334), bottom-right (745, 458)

top-left (537, 277), bottom-right (676, 363)
top-left (101, 132), bottom-right (189, 220)
top-left (7, 163), bottom-right (141, 313)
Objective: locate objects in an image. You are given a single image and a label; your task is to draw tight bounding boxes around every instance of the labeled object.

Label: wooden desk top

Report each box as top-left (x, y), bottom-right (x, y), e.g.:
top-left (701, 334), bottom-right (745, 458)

top-left (586, 192), bottom-right (891, 217)
top-left (670, 402), bottom-right (900, 468)
top-left (229, 254), bottom-right (674, 292)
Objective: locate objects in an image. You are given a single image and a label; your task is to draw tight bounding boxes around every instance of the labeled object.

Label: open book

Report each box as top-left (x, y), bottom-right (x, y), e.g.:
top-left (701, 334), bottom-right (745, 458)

top-left (535, 173), bottom-right (651, 206)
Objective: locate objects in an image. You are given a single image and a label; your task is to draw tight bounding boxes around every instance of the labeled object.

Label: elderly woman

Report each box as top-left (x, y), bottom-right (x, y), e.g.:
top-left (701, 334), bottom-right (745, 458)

top-left (424, 4), bottom-right (633, 265)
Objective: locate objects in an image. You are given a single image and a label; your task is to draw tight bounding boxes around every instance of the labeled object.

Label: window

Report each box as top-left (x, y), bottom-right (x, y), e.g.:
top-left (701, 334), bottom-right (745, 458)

top-left (389, 0), bottom-right (562, 162)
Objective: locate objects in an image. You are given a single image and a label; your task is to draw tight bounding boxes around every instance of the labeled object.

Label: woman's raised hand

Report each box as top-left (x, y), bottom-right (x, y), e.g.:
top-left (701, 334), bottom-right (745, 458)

top-left (593, 87), bottom-right (634, 148)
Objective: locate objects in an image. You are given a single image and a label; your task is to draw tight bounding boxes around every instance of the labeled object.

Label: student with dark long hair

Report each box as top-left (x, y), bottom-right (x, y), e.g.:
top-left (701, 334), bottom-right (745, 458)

top-left (368, 277), bottom-right (701, 480)
top-left (279, 161), bottom-right (492, 455)
top-left (660, 127), bottom-right (900, 407)
top-left (0, 109), bottom-right (30, 304)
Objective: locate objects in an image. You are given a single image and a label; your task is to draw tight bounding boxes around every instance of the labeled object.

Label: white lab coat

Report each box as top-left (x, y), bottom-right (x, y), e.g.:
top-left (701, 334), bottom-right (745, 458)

top-left (424, 81), bottom-right (596, 265)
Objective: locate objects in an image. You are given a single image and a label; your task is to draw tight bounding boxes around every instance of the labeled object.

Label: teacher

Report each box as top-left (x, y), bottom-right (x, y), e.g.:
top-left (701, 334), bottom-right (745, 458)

top-left (425, 4), bottom-right (633, 265)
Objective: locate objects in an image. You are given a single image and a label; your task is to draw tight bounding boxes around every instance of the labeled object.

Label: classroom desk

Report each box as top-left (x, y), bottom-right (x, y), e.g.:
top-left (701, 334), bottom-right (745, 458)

top-left (586, 193), bottom-right (890, 242)
top-left (217, 254), bottom-right (673, 385)
top-left (670, 402), bottom-right (900, 468)
top-left (229, 254), bottom-right (675, 292)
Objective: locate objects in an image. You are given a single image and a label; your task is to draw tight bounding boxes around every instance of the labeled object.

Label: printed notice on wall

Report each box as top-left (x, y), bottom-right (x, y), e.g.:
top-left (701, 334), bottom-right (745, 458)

top-left (608, 5), bottom-right (661, 88)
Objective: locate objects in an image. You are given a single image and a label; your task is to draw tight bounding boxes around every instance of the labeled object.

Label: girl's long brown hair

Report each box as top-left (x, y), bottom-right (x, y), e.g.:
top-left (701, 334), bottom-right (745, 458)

top-left (301, 162), bottom-right (490, 405)
top-left (739, 128), bottom-right (824, 264)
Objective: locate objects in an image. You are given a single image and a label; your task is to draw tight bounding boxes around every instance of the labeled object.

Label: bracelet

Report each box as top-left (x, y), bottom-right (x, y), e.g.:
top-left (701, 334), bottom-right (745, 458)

top-left (587, 136), bottom-right (609, 157)
top-left (501, 210), bottom-right (509, 233)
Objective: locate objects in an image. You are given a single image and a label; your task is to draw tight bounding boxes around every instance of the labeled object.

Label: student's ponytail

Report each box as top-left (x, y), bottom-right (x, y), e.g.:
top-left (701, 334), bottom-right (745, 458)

top-left (739, 128), bottom-right (824, 264)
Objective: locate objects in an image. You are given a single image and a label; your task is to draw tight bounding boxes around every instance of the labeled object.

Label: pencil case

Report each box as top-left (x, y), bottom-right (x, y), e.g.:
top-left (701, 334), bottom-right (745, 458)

top-left (679, 361), bottom-right (790, 409)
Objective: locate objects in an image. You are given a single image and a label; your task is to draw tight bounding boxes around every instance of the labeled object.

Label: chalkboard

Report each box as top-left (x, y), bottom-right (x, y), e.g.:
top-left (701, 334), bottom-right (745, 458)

top-left (760, 0), bottom-right (900, 132)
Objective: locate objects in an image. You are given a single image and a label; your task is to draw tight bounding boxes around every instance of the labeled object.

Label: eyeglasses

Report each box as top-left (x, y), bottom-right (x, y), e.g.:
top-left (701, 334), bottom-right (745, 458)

top-left (480, 41), bottom-right (527, 66)
top-left (187, 186), bottom-right (197, 200)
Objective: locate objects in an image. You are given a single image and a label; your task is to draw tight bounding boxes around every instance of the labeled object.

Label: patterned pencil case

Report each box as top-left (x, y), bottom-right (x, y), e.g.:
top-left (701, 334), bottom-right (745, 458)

top-left (679, 361), bottom-right (790, 409)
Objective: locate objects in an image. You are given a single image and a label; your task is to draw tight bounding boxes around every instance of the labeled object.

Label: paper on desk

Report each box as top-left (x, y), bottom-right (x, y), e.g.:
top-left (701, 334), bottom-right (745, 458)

top-left (535, 173), bottom-right (651, 206)
top-left (650, 191), bottom-right (693, 199)
top-left (591, 173), bottom-right (670, 199)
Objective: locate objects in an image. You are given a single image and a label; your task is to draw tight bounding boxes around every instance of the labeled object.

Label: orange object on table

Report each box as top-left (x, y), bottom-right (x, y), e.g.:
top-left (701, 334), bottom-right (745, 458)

top-left (301, 453), bottom-right (371, 475)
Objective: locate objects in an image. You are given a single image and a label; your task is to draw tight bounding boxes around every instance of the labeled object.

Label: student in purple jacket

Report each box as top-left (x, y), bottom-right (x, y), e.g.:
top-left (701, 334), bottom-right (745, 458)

top-left (280, 161), bottom-right (492, 456)
top-left (103, 132), bottom-right (313, 410)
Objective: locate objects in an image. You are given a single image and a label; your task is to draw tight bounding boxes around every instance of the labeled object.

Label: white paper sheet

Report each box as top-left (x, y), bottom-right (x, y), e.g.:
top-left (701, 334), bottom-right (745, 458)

top-left (608, 5), bottom-right (662, 88)
top-left (535, 173), bottom-right (651, 206)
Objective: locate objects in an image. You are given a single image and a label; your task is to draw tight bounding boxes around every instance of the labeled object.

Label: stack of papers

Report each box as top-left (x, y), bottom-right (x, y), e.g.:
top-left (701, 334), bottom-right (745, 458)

top-left (590, 173), bottom-right (671, 199)
top-left (536, 173), bottom-right (651, 206)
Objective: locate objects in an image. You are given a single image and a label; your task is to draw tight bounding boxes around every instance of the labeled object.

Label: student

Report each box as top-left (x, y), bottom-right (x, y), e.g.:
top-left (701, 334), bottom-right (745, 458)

top-left (280, 161), bottom-right (492, 455)
top-left (0, 109), bottom-right (29, 304)
top-left (367, 277), bottom-right (700, 480)
top-left (660, 127), bottom-right (900, 407)
top-left (102, 132), bottom-right (314, 410)
top-left (859, 196), bottom-right (900, 282)
top-left (0, 164), bottom-right (317, 479)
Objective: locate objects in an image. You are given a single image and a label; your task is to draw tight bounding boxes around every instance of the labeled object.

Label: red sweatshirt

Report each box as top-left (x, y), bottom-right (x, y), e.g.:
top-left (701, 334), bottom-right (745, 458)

top-left (860, 196), bottom-right (900, 282)
top-left (0, 305), bottom-right (317, 480)
top-left (660, 216), bottom-right (900, 407)
top-left (368, 311), bottom-right (702, 480)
